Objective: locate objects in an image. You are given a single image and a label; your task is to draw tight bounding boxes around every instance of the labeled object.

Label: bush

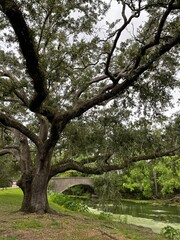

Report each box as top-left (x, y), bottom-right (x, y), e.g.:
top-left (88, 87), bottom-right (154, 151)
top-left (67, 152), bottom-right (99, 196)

top-left (49, 192), bottom-right (88, 212)
top-left (161, 225), bottom-right (180, 240)
top-left (0, 178), bottom-right (11, 188)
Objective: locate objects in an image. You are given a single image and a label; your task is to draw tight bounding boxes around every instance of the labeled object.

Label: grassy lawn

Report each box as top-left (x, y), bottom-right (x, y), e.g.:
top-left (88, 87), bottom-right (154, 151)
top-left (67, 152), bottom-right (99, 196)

top-left (0, 189), bottom-right (167, 240)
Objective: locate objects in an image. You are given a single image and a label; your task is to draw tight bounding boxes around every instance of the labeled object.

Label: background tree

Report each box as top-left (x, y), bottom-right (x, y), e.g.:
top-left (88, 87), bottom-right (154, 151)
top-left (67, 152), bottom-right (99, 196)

top-left (93, 115), bottom-right (180, 201)
top-left (0, 0), bottom-right (180, 213)
top-left (94, 154), bottom-right (180, 201)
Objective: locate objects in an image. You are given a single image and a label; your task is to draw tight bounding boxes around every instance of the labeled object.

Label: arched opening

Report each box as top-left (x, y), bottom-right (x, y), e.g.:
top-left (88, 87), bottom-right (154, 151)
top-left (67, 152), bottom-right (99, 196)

top-left (63, 184), bottom-right (95, 196)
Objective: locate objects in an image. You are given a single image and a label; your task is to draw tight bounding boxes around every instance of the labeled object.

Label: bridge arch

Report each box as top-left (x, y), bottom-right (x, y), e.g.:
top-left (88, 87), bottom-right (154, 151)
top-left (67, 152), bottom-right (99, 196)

top-left (51, 177), bottom-right (94, 193)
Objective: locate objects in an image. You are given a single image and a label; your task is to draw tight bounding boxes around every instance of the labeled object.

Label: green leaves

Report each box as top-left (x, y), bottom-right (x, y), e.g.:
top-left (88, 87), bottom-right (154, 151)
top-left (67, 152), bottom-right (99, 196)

top-left (0, 0), bottom-right (180, 182)
top-left (161, 225), bottom-right (180, 240)
top-left (122, 161), bottom-right (154, 198)
top-left (49, 192), bottom-right (88, 212)
top-left (155, 156), bottom-right (180, 195)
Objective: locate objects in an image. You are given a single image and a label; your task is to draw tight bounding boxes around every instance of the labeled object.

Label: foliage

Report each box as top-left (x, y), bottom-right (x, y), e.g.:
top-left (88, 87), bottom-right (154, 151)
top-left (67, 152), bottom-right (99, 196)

top-left (155, 157), bottom-right (180, 196)
top-left (0, 156), bottom-right (19, 188)
top-left (0, 0), bottom-right (179, 213)
top-left (94, 155), bottom-right (180, 200)
top-left (49, 192), bottom-right (88, 212)
top-left (122, 161), bottom-right (154, 199)
top-left (94, 173), bottom-right (122, 206)
top-left (124, 156), bottom-right (180, 199)
top-left (161, 225), bottom-right (180, 240)
top-left (63, 185), bottom-right (93, 197)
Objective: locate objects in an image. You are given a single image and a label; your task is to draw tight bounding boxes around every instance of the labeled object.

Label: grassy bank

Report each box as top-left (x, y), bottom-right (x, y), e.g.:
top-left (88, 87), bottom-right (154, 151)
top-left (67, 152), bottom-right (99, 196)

top-left (0, 189), bottom-right (167, 240)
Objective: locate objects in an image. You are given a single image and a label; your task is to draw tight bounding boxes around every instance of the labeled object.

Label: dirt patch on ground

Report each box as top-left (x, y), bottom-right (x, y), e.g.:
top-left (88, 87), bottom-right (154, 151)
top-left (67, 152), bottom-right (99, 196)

top-left (0, 211), bottom-right (129, 240)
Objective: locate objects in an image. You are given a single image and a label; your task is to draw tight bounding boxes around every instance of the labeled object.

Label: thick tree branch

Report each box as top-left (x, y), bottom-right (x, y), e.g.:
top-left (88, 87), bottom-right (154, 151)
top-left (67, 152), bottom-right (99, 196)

top-left (0, 0), bottom-right (48, 111)
top-left (79, 154), bottom-right (112, 165)
top-left (69, 8), bottom-right (180, 122)
top-left (0, 112), bottom-right (42, 149)
top-left (0, 148), bottom-right (15, 156)
top-left (145, 1), bottom-right (180, 11)
top-left (35, 31), bottom-right (180, 153)
top-left (133, 33), bottom-right (180, 78)
top-left (74, 32), bottom-right (180, 117)
top-left (14, 130), bottom-right (33, 175)
top-left (0, 147), bottom-right (19, 160)
top-left (36, 114), bottom-right (49, 142)
top-left (49, 145), bottom-right (180, 177)
top-left (49, 154), bottom-right (112, 178)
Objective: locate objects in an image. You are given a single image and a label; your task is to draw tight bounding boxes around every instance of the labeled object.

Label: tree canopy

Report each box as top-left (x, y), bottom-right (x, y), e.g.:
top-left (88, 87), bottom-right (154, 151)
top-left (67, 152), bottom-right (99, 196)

top-left (0, 0), bottom-right (179, 213)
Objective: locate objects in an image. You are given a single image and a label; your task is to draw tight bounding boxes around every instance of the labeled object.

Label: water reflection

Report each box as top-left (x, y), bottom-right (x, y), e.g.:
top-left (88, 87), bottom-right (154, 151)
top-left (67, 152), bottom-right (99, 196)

top-left (90, 199), bottom-right (180, 224)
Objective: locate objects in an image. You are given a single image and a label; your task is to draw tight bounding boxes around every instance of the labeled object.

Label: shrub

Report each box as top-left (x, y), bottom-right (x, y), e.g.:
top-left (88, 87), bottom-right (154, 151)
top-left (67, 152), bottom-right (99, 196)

top-left (49, 192), bottom-right (88, 212)
top-left (161, 225), bottom-right (180, 240)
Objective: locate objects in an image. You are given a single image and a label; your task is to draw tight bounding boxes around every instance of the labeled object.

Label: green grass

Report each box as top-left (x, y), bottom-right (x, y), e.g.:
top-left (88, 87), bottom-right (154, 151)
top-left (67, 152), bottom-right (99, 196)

top-left (12, 220), bottom-right (43, 229)
top-left (0, 188), bottom-right (65, 213)
top-left (0, 189), bottom-right (23, 211)
top-left (0, 188), bottom-right (168, 240)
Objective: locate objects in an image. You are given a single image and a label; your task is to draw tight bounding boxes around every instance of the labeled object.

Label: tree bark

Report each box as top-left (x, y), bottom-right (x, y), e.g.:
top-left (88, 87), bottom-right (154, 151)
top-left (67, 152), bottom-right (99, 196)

top-left (30, 163), bottom-right (50, 213)
top-left (17, 160), bottom-right (51, 213)
top-left (17, 173), bottom-right (33, 212)
top-left (30, 176), bottom-right (50, 213)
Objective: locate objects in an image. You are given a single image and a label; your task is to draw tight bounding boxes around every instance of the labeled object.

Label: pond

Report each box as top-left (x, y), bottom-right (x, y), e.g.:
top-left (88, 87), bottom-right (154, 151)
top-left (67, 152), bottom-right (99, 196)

top-left (87, 199), bottom-right (180, 233)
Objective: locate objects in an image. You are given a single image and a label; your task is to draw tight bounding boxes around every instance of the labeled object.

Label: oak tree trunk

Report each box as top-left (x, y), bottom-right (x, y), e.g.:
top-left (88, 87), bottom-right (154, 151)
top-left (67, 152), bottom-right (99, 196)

top-left (17, 148), bottom-right (53, 214)
top-left (17, 170), bottom-right (51, 213)
top-left (30, 171), bottom-right (50, 213)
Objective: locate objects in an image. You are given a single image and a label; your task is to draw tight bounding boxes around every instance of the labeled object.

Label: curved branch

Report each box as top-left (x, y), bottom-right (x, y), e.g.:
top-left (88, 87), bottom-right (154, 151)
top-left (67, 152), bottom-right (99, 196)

top-left (72, 40), bottom-right (176, 118)
top-left (49, 154), bottom-right (112, 178)
top-left (0, 0), bottom-right (48, 111)
top-left (79, 153), bottom-right (112, 165)
top-left (0, 147), bottom-right (20, 160)
top-left (49, 145), bottom-right (180, 178)
top-left (0, 112), bottom-right (42, 149)
top-left (0, 148), bottom-right (15, 156)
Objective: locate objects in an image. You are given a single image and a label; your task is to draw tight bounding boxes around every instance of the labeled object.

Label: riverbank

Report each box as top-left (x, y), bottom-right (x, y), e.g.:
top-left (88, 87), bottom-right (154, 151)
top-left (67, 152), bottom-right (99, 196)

top-left (0, 189), bottom-right (168, 240)
top-left (93, 198), bottom-right (180, 233)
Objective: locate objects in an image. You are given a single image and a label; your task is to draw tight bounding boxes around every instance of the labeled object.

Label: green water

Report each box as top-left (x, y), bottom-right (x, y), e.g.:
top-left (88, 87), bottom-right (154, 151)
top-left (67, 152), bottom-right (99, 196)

top-left (108, 200), bottom-right (180, 223)
top-left (88, 200), bottom-right (180, 233)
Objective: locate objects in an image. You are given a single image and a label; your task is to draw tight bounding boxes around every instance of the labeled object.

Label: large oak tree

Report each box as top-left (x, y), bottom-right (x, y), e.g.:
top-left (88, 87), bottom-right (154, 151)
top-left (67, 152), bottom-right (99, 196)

top-left (0, 0), bottom-right (180, 213)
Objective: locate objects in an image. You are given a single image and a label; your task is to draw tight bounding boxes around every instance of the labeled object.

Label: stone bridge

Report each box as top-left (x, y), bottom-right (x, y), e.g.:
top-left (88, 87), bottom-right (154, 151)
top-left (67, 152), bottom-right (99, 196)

top-left (51, 177), bottom-right (94, 193)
